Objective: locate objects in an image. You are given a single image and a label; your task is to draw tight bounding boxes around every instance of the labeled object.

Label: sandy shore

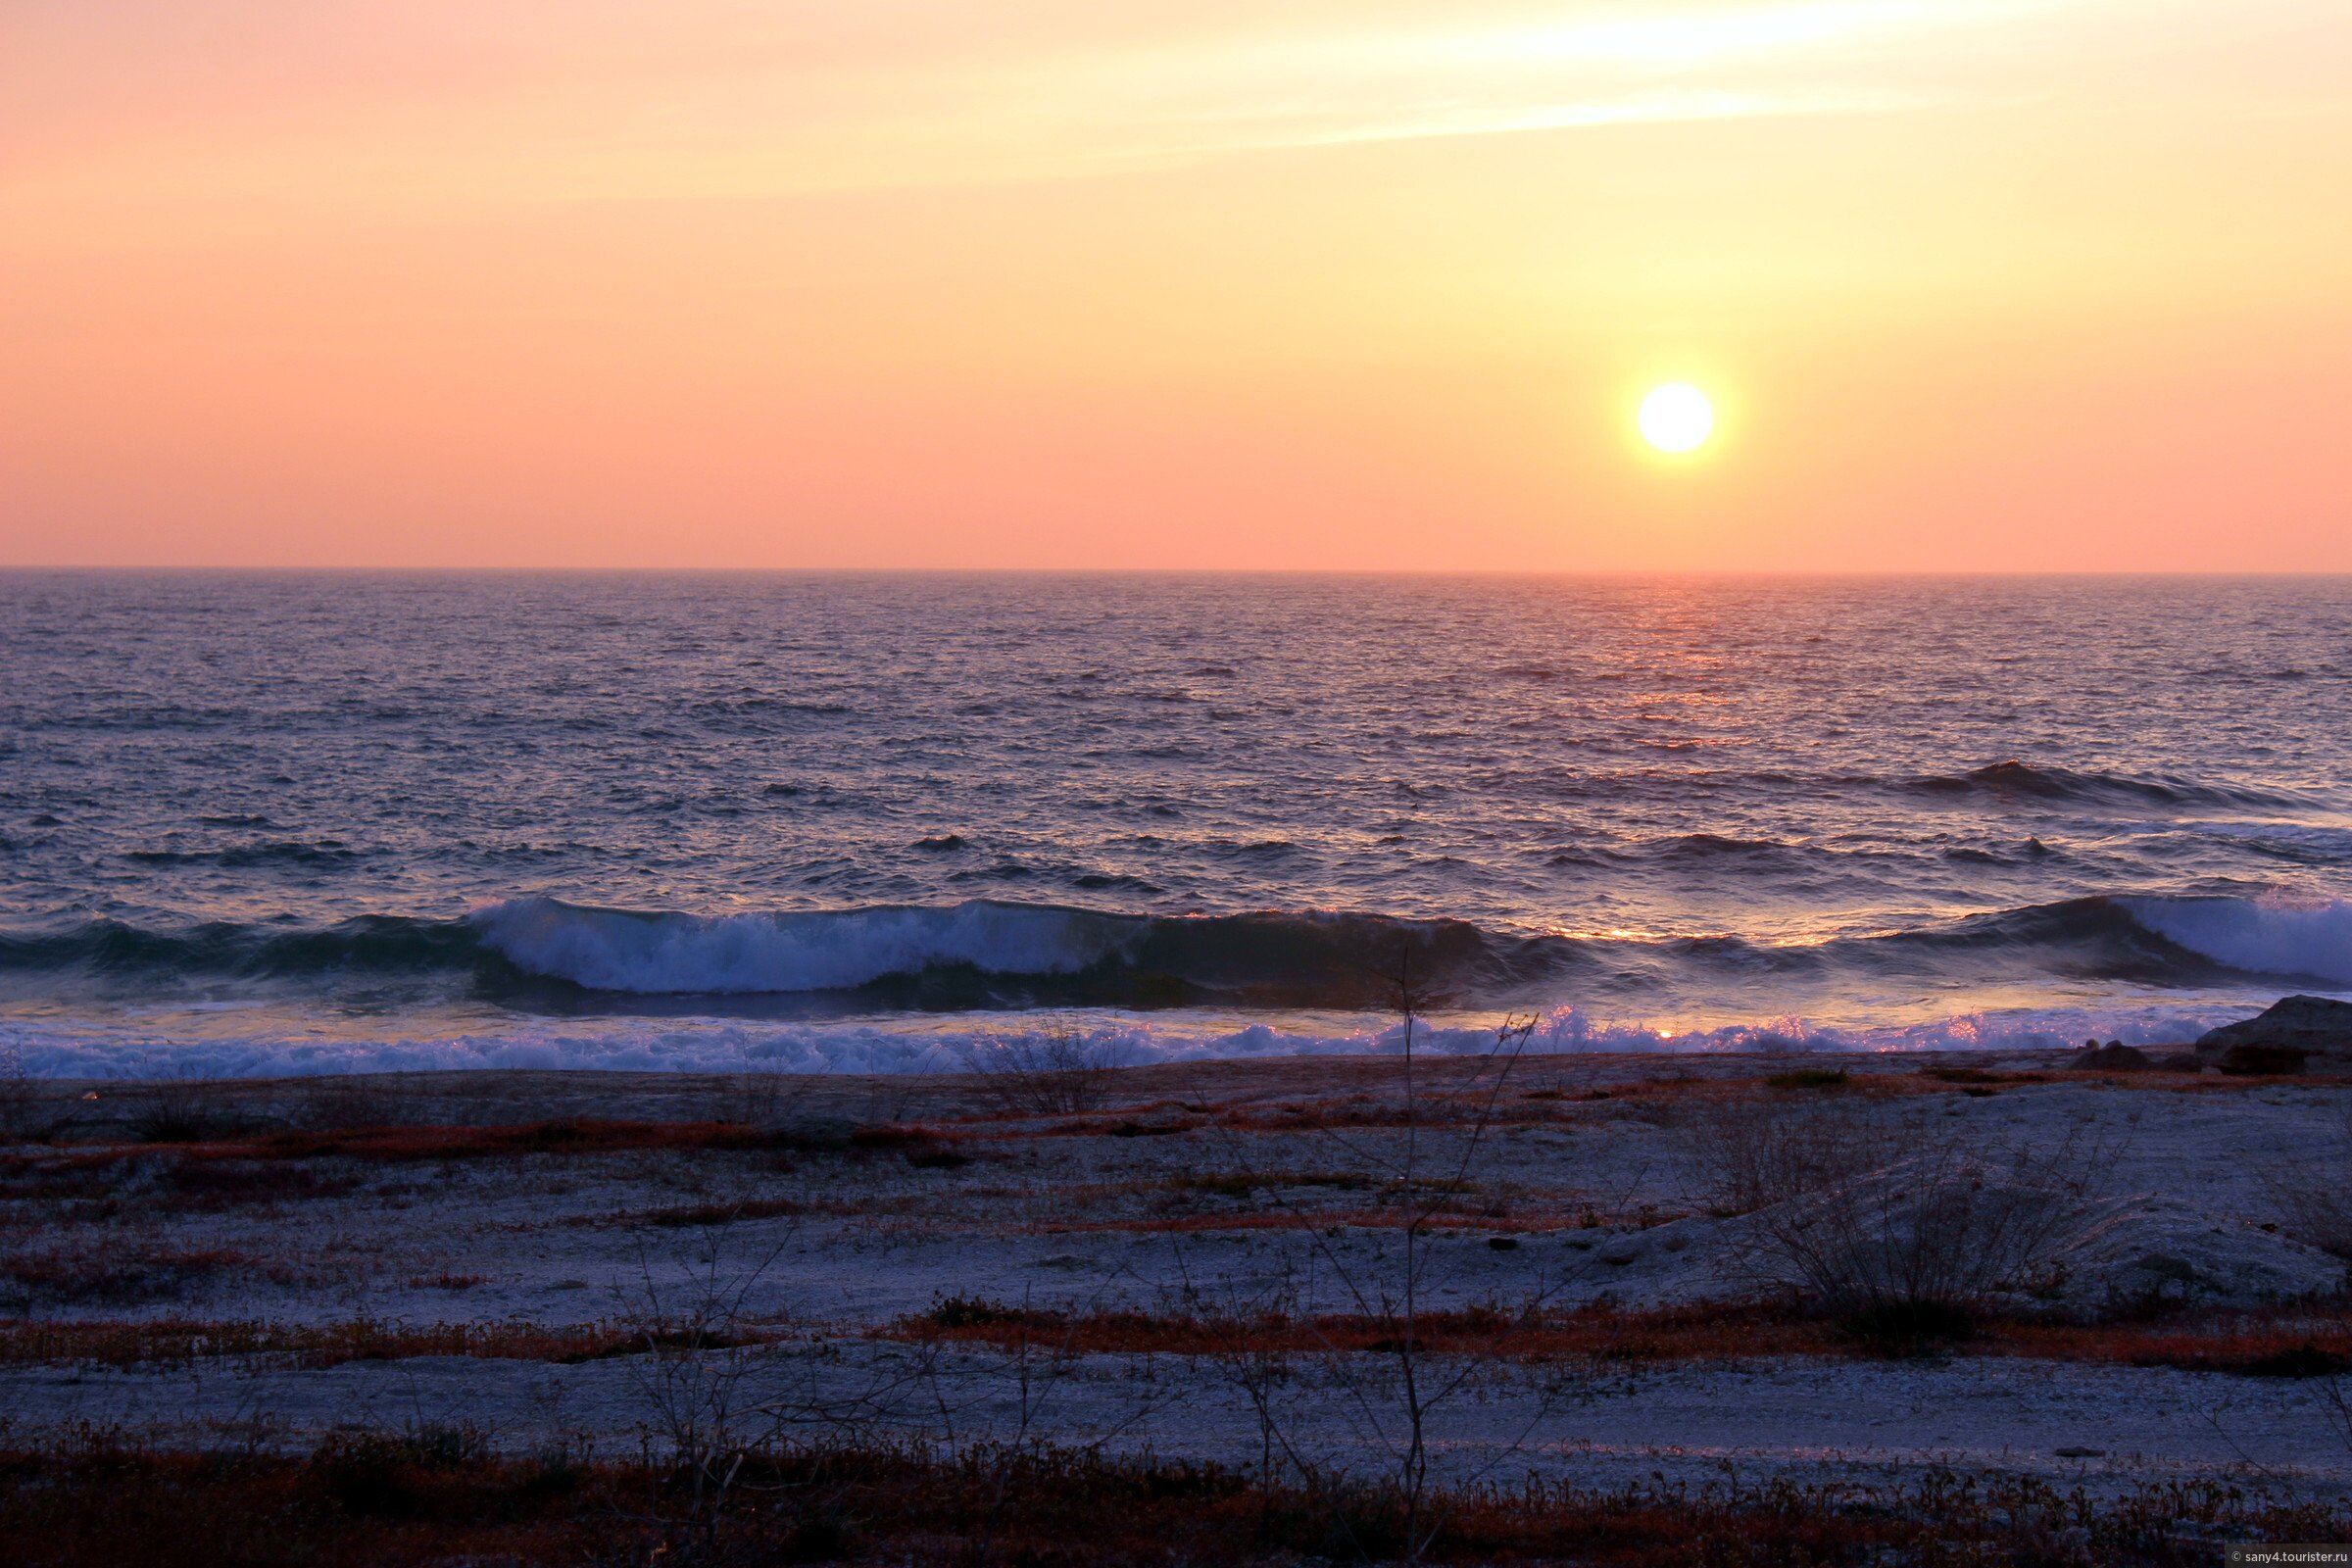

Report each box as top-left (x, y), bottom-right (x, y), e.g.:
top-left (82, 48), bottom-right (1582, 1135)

top-left (4, 1049), bottom-right (2349, 1500)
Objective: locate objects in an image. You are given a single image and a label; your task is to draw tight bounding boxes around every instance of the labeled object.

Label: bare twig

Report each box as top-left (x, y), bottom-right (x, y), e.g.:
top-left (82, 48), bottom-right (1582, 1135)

top-left (1188, 946), bottom-right (1572, 1562)
top-left (1695, 1095), bottom-right (2114, 1331)
top-left (961, 1025), bottom-right (1120, 1117)
top-left (0, 1042), bottom-right (38, 1144)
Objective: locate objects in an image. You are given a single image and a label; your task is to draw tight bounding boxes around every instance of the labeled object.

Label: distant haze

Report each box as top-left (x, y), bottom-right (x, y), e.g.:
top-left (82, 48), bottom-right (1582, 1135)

top-left (2, 1), bottom-right (2348, 569)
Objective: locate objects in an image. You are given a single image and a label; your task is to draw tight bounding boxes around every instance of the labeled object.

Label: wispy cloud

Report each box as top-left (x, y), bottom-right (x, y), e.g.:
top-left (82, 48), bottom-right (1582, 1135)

top-left (884, 1), bottom-right (2035, 174)
top-left (553, 1), bottom-right (2039, 198)
top-left (1, 0), bottom-right (2060, 208)
top-left (1291, 86), bottom-right (1944, 150)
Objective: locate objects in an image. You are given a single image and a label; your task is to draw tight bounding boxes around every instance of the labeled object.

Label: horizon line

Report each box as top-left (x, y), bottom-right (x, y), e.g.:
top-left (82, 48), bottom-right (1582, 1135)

top-left (5, 564), bottom-right (2352, 580)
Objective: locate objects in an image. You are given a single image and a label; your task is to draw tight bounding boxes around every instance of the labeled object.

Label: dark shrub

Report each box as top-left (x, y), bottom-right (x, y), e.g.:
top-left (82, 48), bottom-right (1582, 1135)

top-left (2240, 1344), bottom-right (2350, 1379)
top-left (2221, 1045), bottom-right (2310, 1077)
top-left (1840, 1298), bottom-right (1977, 1356)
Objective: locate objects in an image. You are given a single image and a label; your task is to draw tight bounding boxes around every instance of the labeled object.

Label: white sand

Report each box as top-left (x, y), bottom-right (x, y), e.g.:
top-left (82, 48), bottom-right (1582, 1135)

top-left (3, 1052), bottom-right (2348, 1496)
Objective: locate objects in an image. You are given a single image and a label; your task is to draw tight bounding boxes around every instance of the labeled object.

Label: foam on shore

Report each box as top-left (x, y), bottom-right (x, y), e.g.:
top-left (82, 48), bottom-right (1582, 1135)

top-left (0, 1001), bottom-right (2240, 1081)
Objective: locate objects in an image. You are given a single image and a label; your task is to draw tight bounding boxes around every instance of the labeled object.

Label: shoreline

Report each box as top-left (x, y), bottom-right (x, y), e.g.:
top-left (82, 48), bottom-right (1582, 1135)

top-left (1, 1042), bottom-right (2220, 1136)
top-left (6, 1042), bottom-right (2350, 1555)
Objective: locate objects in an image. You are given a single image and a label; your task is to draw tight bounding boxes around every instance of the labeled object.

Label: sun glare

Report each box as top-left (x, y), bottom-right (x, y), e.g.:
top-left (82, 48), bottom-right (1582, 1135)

top-left (1638, 383), bottom-right (1716, 455)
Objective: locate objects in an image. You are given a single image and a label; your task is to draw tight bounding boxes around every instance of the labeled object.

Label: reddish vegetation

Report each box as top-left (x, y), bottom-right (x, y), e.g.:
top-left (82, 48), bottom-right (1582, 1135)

top-left (896, 1299), bottom-right (1836, 1360)
top-left (1, 1244), bottom-right (263, 1305)
top-left (590, 1197), bottom-right (812, 1229)
top-left (155, 1159), bottom-right (365, 1209)
top-left (1, 1117), bottom-right (976, 1171)
top-left (1, 1066), bottom-right (2286, 1173)
top-left (891, 1298), bottom-right (2352, 1375)
top-left (0, 1430), bottom-right (2338, 1567)
top-left (238, 1118), bottom-right (798, 1161)
top-left (12, 1297), bottom-right (2343, 1380)
top-left (1040, 1207), bottom-right (1632, 1236)
top-left (843, 1123), bottom-right (940, 1150)
top-left (0, 1316), bottom-right (790, 1370)
top-left (2002, 1317), bottom-right (2352, 1376)
top-left (918, 1063), bottom-right (2261, 1145)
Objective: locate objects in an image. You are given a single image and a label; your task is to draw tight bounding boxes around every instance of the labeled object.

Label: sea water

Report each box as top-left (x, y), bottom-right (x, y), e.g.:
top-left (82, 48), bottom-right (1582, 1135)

top-left (3, 571), bottom-right (2347, 1077)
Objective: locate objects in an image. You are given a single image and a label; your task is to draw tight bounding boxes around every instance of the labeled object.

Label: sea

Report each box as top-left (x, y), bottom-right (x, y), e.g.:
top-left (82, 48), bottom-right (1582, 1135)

top-left (3, 571), bottom-right (2348, 1079)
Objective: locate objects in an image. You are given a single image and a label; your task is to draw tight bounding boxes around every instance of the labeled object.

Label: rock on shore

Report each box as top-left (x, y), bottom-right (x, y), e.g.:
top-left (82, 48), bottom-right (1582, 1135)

top-left (2197, 995), bottom-right (2352, 1070)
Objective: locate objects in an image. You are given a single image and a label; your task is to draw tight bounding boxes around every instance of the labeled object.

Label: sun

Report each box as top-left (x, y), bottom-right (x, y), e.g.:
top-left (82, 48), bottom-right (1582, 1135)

top-left (1638, 382), bottom-right (1715, 455)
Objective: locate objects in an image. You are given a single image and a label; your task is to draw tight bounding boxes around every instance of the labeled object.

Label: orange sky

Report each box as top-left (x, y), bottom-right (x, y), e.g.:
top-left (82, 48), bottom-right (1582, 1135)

top-left (3, 1), bottom-right (2347, 569)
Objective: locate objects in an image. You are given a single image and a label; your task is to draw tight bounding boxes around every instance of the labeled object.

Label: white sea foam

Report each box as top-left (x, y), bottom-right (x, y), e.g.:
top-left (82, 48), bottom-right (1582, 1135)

top-left (0, 1002), bottom-right (2247, 1081)
top-left (2122, 894), bottom-right (2352, 985)
top-left (471, 897), bottom-right (1135, 994)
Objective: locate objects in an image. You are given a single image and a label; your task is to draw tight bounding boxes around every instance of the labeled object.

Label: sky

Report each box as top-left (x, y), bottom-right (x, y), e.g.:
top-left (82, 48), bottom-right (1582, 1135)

top-left (2, 0), bottom-right (2347, 570)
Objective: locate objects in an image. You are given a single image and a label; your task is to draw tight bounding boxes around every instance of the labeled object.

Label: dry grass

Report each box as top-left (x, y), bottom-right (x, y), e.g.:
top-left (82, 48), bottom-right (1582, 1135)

top-left (892, 1298), bottom-right (1833, 1361)
top-left (1692, 1095), bottom-right (2110, 1341)
top-left (244, 1117), bottom-right (794, 1161)
top-left (0, 1315), bottom-right (770, 1369)
top-left (0, 1151), bottom-right (364, 1224)
top-left (887, 1297), bottom-right (2352, 1374)
top-left (0, 1241), bottom-right (260, 1308)
top-left (0, 1043), bottom-right (37, 1145)
top-left (153, 1158), bottom-right (364, 1211)
top-left (1, 1117), bottom-right (874, 1173)
top-left (723, 1063), bottom-right (809, 1129)
top-left (1041, 1205), bottom-right (1618, 1236)
top-left (292, 1076), bottom-right (405, 1133)
top-left (607, 1198), bottom-right (812, 1229)
top-left (121, 1072), bottom-right (256, 1146)
top-left (7, 1298), bottom-right (2345, 1377)
top-left (0, 1428), bottom-right (2338, 1567)
top-left (1694, 1096), bottom-right (1910, 1220)
top-left (1168, 1168), bottom-right (1372, 1198)
top-left (961, 1027), bottom-right (1123, 1116)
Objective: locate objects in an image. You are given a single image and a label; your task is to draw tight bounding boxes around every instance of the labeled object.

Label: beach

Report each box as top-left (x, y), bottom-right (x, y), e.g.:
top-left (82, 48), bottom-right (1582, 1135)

top-left (6, 1041), bottom-right (2351, 1556)
top-left (9, 0), bottom-right (2349, 1549)
top-left (6, 573), bottom-right (2352, 1555)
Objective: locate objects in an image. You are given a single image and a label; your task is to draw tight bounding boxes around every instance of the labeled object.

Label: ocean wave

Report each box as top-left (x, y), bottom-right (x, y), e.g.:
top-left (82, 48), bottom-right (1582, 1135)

top-left (467, 899), bottom-right (1549, 1007)
top-left (2120, 895), bottom-right (2352, 985)
top-left (3, 892), bottom-right (2345, 1010)
top-left (471, 898), bottom-right (1140, 995)
top-left (1907, 760), bottom-right (2315, 812)
top-left (124, 840), bottom-right (364, 869)
top-left (0, 913), bottom-right (484, 982)
top-left (2123, 822), bottom-right (2352, 868)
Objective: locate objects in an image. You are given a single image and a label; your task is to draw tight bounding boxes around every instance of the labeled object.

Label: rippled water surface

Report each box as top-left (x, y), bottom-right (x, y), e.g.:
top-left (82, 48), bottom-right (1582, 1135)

top-left (3, 572), bottom-right (2348, 1075)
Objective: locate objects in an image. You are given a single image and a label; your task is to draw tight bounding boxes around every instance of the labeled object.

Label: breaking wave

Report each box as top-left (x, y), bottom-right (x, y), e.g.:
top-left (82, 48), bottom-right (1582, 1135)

top-left (0, 1002), bottom-right (2255, 1081)
top-left (4, 892), bottom-right (2347, 1012)
top-left (2121, 895), bottom-right (2352, 986)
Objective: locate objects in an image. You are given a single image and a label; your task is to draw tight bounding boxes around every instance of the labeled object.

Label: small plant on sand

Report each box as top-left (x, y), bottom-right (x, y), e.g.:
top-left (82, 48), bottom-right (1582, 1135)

top-left (0, 1239), bottom-right (254, 1312)
top-left (0, 1041), bottom-right (38, 1143)
top-left (313, 1420), bottom-right (498, 1519)
top-left (1764, 1067), bottom-right (1849, 1091)
top-left (1182, 950), bottom-right (1567, 1563)
top-left (726, 1054), bottom-right (815, 1128)
top-left (124, 1068), bottom-right (237, 1145)
top-left (962, 1024), bottom-right (1121, 1116)
top-left (1695, 1094), bottom-right (1906, 1219)
top-left (1697, 1096), bottom-right (2110, 1346)
top-left (614, 1224), bottom-right (788, 1545)
top-left (612, 1206), bottom-right (934, 1553)
top-left (2262, 1107), bottom-right (2352, 1261)
top-left (296, 1074), bottom-right (400, 1133)
top-left (11, 1428), bottom-right (2347, 1567)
